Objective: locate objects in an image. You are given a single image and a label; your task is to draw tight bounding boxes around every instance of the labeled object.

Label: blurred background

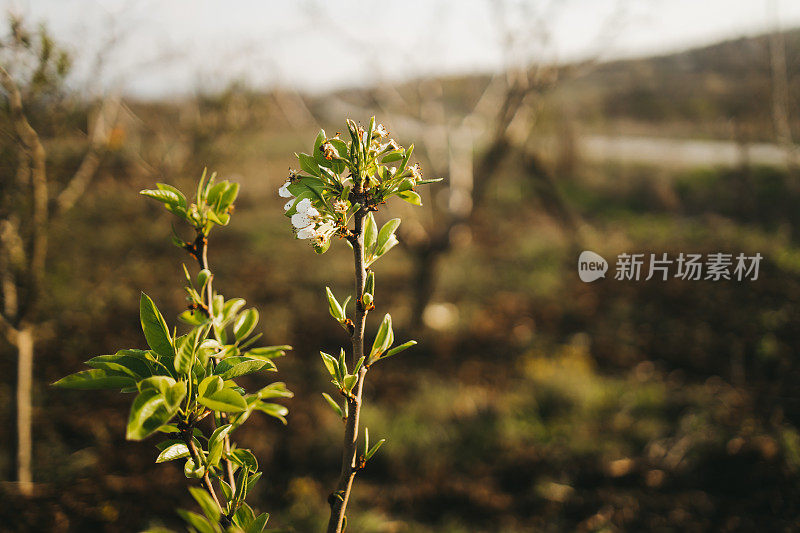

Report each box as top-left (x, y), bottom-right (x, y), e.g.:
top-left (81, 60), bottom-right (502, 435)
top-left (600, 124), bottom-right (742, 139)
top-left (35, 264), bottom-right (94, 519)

top-left (2, 0), bottom-right (800, 531)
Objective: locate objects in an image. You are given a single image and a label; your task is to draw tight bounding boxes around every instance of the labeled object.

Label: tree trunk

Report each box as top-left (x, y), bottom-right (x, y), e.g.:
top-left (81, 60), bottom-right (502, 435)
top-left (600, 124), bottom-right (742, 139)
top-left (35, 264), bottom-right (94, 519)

top-left (16, 325), bottom-right (34, 496)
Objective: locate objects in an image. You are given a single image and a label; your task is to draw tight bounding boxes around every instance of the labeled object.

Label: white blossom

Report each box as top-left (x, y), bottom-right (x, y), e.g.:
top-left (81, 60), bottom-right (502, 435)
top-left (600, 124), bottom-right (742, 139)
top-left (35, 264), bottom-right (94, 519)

top-left (295, 198), bottom-right (318, 216)
top-left (374, 123), bottom-right (388, 137)
top-left (278, 181), bottom-right (293, 198)
top-left (292, 212), bottom-right (316, 229)
top-left (283, 199), bottom-right (295, 211)
top-left (297, 226), bottom-right (318, 239)
top-left (408, 163), bottom-right (422, 181)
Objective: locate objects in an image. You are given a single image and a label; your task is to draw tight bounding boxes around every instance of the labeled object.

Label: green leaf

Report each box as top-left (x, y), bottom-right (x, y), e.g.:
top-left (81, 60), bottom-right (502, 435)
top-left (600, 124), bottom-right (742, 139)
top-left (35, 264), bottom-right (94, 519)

top-left (381, 151), bottom-right (404, 163)
top-left (166, 381), bottom-right (186, 408)
top-left (230, 448), bottom-right (259, 472)
top-left (383, 340), bottom-right (417, 360)
top-left (325, 287), bottom-right (345, 322)
top-left (287, 177), bottom-right (329, 207)
top-left (206, 209), bottom-right (229, 226)
top-left (364, 212), bottom-right (378, 254)
top-left (233, 502), bottom-right (255, 530)
top-left (176, 509), bottom-right (217, 533)
top-left (175, 325), bottom-right (206, 375)
top-left (221, 298), bottom-right (246, 325)
top-left (256, 381), bottom-right (294, 400)
top-left (126, 389), bottom-right (180, 441)
top-left (198, 375), bottom-right (223, 399)
top-left (233, 308), bottom-right (259, 341)
top-left (214, 356), bottom-right (271, 379)
top-left (353, 356), bottom-right (366, 374)
top-left (140, 188), bottom-right (182, 207)
top-left (219, 480), bottom-right (233, 502)
top-left (298, 153), bottom-right (320, 177)
top-left (86, 353), bottom-right (152, 380)
top-left (53, 369), bottom-right (134, 390)
top-left (218, 182), bottom-right (239, 212)
top-left (197, 387), bottom-right (247, 413)
top-left (365, 438), bottom-right (386, 461)
top-left (375, 218), bottom-right (401, 257)
top-left (189, 486), bottom-right (221, 523)
top-left (247, 513), bottom-right (270, 533)
top-left (156, 443), bottom-right (190, 463)
top-left (254, 402), bottom-right (289, 424)
top-left (320, 351), bottom-right (339, 381)
top-left (207, 424), bottom-right (233, 467)
top-left (397, 190), bottom-right (422, 206)
top-left (140, 293), bottom-right (175, 360)
top-left (245, 345), bottom-right (291, 360)
top-left (369, 314), bottom-right (394, 360)
top-left (322, 392), bottom-right (344, 418)
top-left (342, 374), bottom-right (357, 393)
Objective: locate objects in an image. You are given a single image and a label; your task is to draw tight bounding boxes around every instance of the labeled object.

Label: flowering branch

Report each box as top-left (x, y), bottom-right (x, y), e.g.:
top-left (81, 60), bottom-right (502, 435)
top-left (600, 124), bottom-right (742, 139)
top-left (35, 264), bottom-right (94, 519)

top-left (279, 117), bottom-right (438, 532)
top-left (56, 171), bottom-right (292, 532)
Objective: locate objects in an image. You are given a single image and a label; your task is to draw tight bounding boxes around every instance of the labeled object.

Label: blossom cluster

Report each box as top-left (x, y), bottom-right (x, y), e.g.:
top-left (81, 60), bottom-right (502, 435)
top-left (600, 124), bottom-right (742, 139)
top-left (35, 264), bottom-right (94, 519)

top-left (279, 183), bottom-right (338, 246)
top-left (276, 117), bottom-right (440, 254)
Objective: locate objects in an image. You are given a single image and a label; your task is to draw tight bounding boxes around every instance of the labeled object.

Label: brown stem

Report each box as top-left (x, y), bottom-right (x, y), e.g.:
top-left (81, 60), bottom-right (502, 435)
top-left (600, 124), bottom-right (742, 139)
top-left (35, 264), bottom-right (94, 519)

top-left (327, 208), bottom-right (370, 533)
top-left (191, 232), bottom-right (237, 494)
top-left (183, 426), bottom-right (222, 510)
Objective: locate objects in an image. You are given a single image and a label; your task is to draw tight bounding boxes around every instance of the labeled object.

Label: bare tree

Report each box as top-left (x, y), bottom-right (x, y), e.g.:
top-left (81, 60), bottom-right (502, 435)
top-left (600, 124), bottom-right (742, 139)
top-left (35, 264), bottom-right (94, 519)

top-left (767, 0), bottom-right (797, 168)
top-left (0, 16), bottom-right (119, 495)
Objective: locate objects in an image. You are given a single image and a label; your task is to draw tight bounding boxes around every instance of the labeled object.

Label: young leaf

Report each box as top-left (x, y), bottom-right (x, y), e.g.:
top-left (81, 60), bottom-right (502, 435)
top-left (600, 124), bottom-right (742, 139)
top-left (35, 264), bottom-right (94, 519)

top-left (230, 448), bottom-right (259, 473)
top-left (365, 438), bottom-right (386, 461)
top-left (364, 212), bottom-right (378, 254)
top-left (320, 351), bottom-right (339, 381)
top-left (245, 345), bottom-right (291, 360)
top-left (53, 369), bottom-right (134, 390)
top-left (369, 314), bottom-right (394, 360)
top-left (383, 340), bottom-right (417, 360)
top-left (247, 513), bottom-right (270, 533)
top-left (140, 293), bottom-right (175, 360)
top-left (256, 381), bottom-right (294, 400)
top-left (189, 486), bottom-right (221, 524)
top-left (176, 510), bottom-right (217, 533)
top-left (214, 356), bottom-right (271, 379)
top-left (86, 354), bottom-right (152, 380)
top-left (322, 392), bottom-right (344, 419)
top-left (175, 325), bottom-right (205, 375)
top-left (198, 375), bottom-right (223, 399)
top-left (375, 218), bottom-right (401, 258)
top-left (396, 190), bottom-right (422, 206)
top-left (138, 375), bottom-right (178, 394)
top-left (325, 287), bottom-right (345, 322)
top-left (206, 424), bottom-right (233, 467)
top-left (234, 308), bottom-right (259, 341)
top-left (254, 402), bottom-right (289, 424)
top-left (197, 387), bottom-right (247, 413)
top-left (156, 443), bottom-right (190, 463)
top-left (126, 389), bottom-right (179, 441)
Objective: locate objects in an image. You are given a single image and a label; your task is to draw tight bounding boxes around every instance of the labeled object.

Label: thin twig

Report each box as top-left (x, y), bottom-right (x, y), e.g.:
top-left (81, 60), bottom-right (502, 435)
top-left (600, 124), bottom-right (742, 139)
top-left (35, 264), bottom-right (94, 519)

top-left (327, 205), bottom-right (370, 533)
top-left (190, 231), bottom-right (238, 494)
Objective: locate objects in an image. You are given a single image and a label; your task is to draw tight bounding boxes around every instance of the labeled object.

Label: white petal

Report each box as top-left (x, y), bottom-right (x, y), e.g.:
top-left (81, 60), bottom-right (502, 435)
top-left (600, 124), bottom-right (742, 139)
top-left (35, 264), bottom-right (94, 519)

top-left (292, 212), bottom-right (314, 228)
top-left (278, 181), bottom-right (293, 197)
top-left (297, 226), bottom-right (317, 239)
top-left (295, 198), bottom-right (312, 212)
top-left (283, 199), bottom-right (295, 211)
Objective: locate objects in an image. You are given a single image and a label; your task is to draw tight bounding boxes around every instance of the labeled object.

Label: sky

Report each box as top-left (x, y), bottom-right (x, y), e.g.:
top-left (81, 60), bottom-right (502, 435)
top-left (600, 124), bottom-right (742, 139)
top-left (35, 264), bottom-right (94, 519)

top-left (3, 0), bottom-right (800, 98)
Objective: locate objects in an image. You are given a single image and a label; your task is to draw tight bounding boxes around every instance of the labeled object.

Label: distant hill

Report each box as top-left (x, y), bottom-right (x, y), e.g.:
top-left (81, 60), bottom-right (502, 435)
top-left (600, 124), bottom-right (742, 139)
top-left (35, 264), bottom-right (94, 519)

top-left (557, 29), bottom-right (800, 140)
top-left (320, 29), bottom-right (800, 143)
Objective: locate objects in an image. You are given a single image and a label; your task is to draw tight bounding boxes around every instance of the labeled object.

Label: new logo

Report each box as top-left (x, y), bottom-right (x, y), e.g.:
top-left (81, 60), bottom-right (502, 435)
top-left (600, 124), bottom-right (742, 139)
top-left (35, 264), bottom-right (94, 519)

top-left (578, 250), bottom-right (608, 282)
